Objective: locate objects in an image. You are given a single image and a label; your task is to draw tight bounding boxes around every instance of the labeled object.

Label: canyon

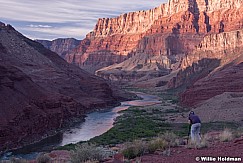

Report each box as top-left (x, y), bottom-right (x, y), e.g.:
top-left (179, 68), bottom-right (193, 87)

top-left (40, 0), bottom-right (243, 71)
top-left (0, 0), bottom-right (243, 161)
top-left (39, 0), bottom-right (243, 107)
top-left (0, 23), bottom-right (130, 152)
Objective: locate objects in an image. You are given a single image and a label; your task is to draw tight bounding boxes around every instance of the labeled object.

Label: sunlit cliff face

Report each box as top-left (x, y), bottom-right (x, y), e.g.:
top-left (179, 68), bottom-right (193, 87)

top-left (0, 0), bottom-right (163, 40)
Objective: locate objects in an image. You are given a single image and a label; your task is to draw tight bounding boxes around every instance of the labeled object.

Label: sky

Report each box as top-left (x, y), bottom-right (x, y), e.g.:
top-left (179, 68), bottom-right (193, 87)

top-left (0, 0), bottom-right (166, 40)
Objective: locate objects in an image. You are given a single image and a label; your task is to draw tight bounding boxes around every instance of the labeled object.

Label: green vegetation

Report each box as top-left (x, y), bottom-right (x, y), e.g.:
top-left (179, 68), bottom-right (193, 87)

top-left (90, 117), bottom-right (171, 145)
top-left (89, 101), bottom-right (193, 146)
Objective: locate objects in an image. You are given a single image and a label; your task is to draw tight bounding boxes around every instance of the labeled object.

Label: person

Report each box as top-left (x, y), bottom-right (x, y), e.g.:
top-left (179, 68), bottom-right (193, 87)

top-left (188, 111), bottom-right (201, 144)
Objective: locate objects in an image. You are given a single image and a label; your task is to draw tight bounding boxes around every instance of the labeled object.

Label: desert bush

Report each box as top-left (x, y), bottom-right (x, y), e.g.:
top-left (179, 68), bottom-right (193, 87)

top-left (197, 136), bottom-right (209, 149)
top-left (147, 137), bottom-right (168, 153)
top-left (71, 143), bottom-right (105, 163)
top-left (203, 133), bottom-right (215, 142)
top-left (36, 153), bottom-right (51, 163)
top-left (160, 132), bottom-right (179, 147)
top-left (219, 129), bottom-right (234, 142)
top-left (186, 135), bottom-right (208, 149)
top-left (122, 140), bottom-right (146, 159)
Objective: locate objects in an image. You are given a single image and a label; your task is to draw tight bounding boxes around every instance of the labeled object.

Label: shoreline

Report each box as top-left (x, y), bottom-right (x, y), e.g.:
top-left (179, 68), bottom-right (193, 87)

top-left (0, 101), bottom-right (122, 157)
top-left (0, 92), bottom-right (139, 160)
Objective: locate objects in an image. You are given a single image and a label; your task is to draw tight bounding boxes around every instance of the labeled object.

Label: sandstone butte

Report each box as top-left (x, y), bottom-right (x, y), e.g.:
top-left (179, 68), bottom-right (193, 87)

top-left (0, 23), bottom-right (131, 152)
top-left (39, 0), bottom-right (243, 107)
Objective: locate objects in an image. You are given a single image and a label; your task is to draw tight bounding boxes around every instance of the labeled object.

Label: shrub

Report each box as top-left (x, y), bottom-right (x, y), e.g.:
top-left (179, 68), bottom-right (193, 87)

top-left (160, 132), bottom-right (179, 147)
top-left (219, 129), bottom-right (234, 142)
top-left (122, 140), bottom-right (146, 159)
top-left (197, 136), bottom-right (209, 149)
top-left (203, 133), bottom-right (215, 142)
top-left (36, 153), bottom-right (51, 163)
top-left (71, 143), bottom-right (105, 163)
top-left (186, 135), bottom-right (208, 149)
top-left (147, 137), bottom-right (168, 153)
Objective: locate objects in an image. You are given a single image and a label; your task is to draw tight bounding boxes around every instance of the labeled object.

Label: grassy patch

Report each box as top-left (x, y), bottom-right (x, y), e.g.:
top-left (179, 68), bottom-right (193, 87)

top-left (89, 117), bottom-right (171, 145)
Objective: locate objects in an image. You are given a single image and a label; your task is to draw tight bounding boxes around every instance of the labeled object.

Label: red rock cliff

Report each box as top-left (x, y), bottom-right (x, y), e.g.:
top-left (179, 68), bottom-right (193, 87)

top-left (63, 0), bottom-right (243, 74)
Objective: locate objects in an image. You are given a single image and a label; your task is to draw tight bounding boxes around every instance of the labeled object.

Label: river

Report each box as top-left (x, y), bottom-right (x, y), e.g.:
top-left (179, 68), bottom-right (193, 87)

top-left (1, 92), bottom-right (161, 160)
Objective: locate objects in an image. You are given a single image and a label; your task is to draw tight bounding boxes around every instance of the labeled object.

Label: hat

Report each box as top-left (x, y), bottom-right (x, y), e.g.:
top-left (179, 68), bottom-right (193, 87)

top-left (189, 111), bottom-right (195, 116)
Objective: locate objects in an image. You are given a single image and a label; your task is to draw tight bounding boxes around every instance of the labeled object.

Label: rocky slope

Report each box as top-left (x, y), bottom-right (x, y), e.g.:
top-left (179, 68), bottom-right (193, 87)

top-left (167, 29), bottom-right (243, 106)
top-left (36, 38), bottom-right (81, 58)
top-left (0, 23), bottom-right (129, 152)
top-left (96, 54), bottom-right (172, 81)
top-left (180, 54), bottom-right (243, 107)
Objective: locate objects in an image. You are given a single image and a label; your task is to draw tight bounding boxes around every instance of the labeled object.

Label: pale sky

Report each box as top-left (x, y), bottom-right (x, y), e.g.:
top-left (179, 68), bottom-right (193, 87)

top-left (0, 0), bottom-right (166, 40)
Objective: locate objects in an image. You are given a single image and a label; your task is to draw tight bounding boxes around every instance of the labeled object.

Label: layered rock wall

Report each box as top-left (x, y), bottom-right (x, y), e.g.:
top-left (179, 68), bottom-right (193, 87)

top-left (65, 0), bottom-right (243, 73)
top-left (182, 29), bottom-right (243, 68)
top-left (90, 0), bottom-right (243, 37)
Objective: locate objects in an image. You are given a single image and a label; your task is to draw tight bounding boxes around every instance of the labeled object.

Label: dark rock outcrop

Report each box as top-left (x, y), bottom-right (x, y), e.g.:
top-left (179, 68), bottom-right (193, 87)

top-left (0, 23), bottom-right (128, 152)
